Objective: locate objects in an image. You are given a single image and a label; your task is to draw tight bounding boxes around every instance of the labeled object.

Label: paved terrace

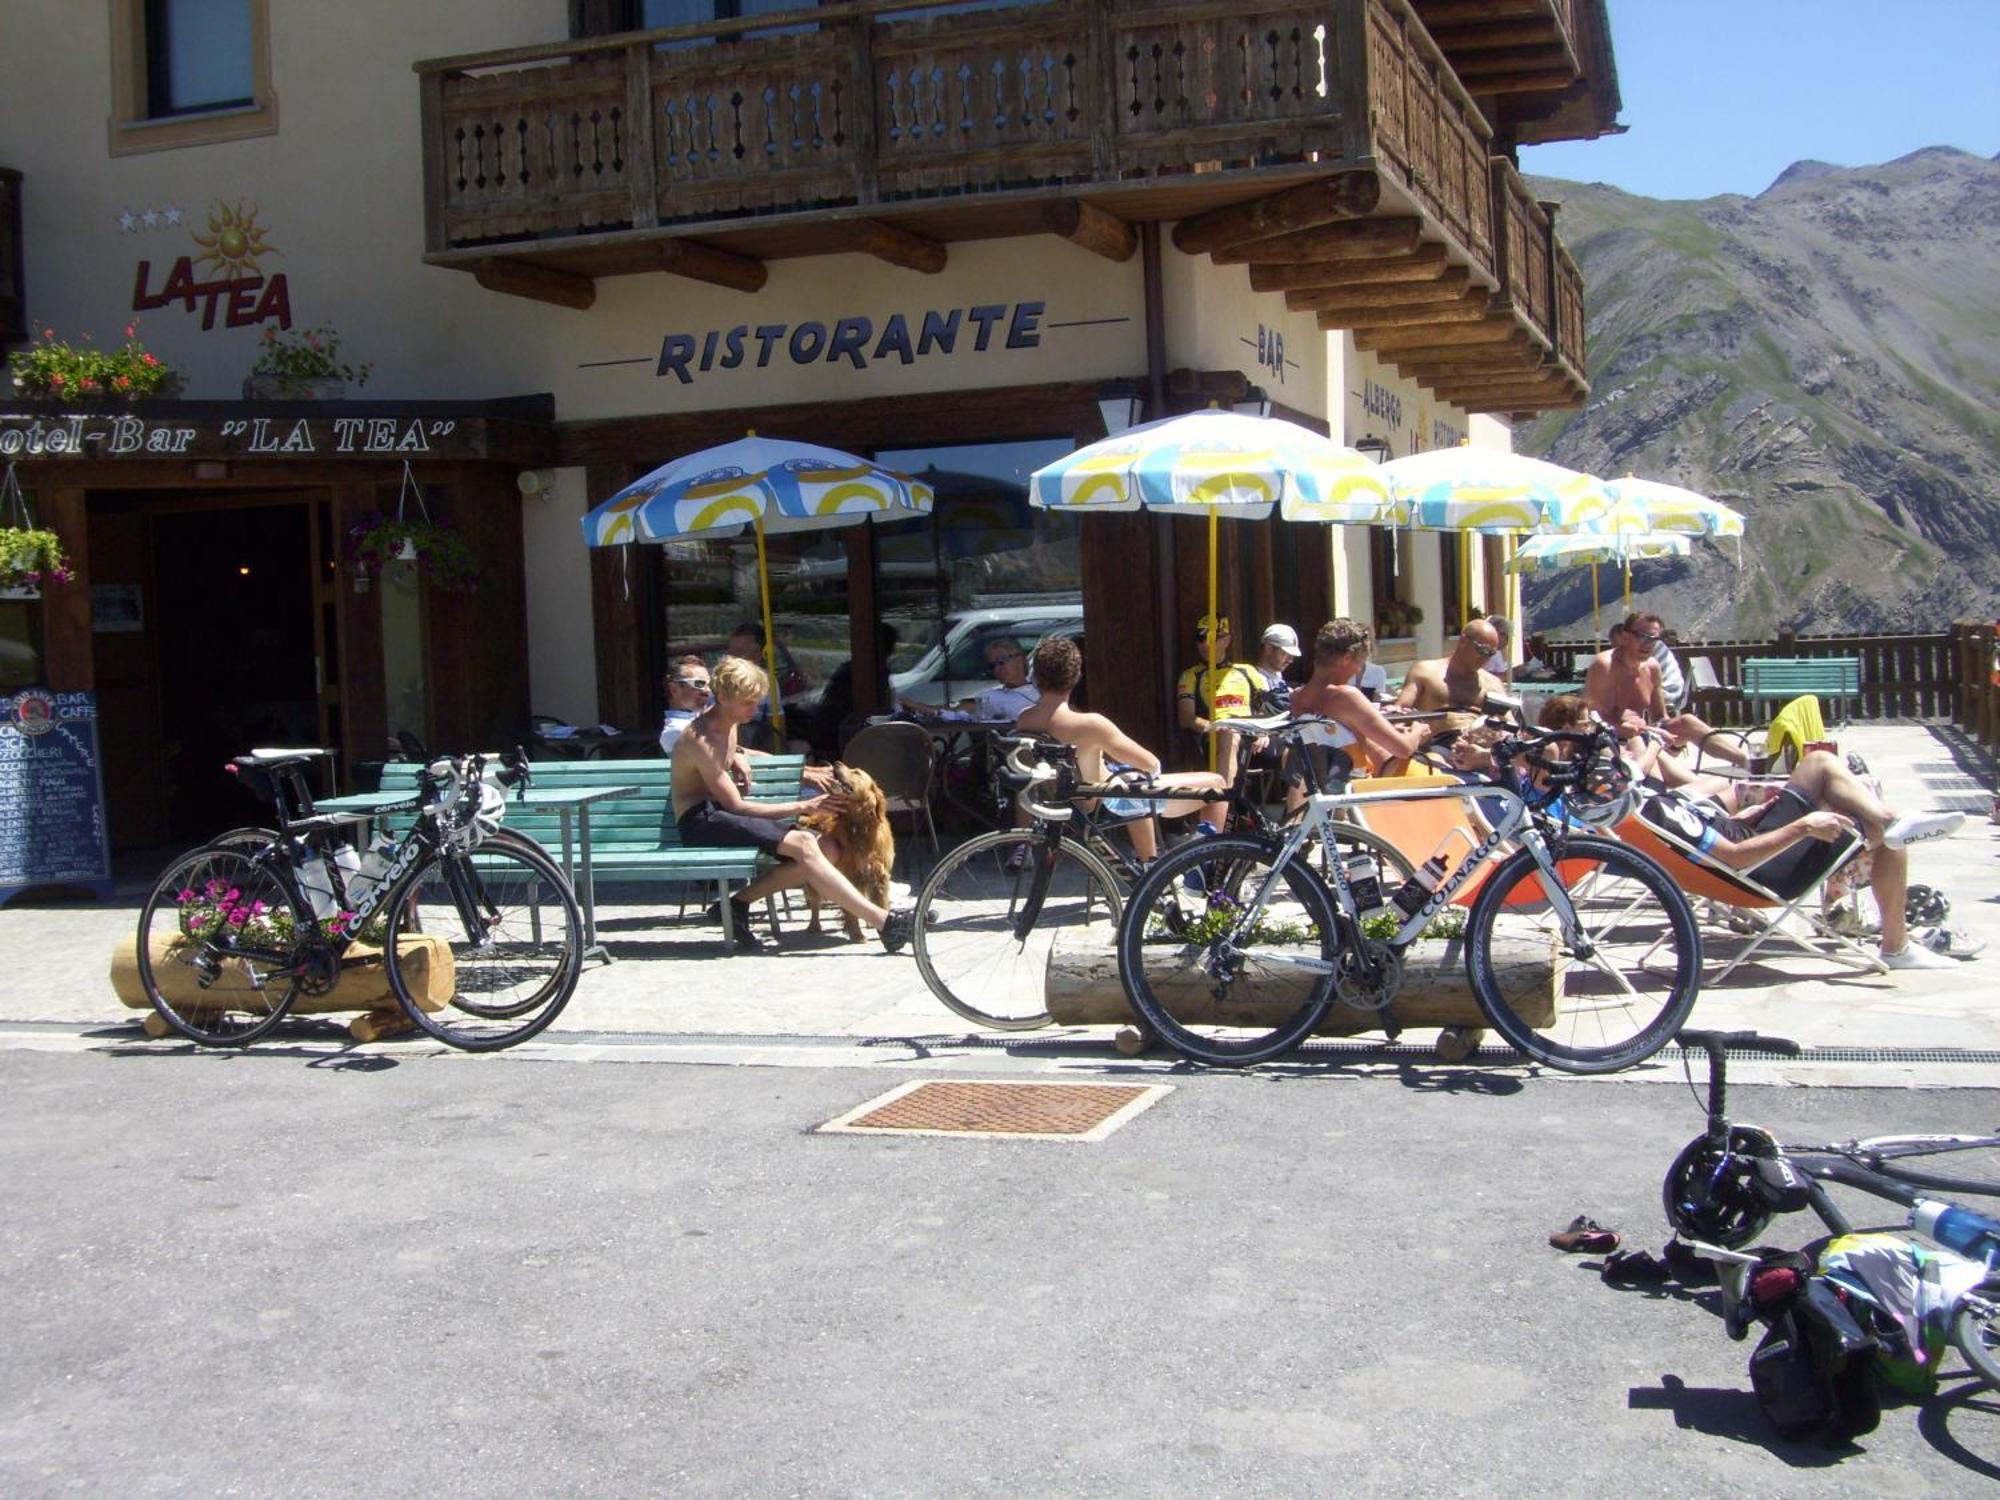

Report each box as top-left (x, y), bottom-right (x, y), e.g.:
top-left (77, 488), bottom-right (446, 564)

top-left (4, 723), bottom-right (1997, 1085)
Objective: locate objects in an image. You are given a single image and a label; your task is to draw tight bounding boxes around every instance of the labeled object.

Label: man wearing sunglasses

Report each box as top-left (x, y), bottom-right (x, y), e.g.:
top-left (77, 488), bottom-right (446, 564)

top-left (901, 635), bottom-right (1040, 725)
top-left (1585, 613), bottom-right (1744, 767)
top-left (1176, 613), bottom-right (1261, 786)
top-left (658, 654), bottom-right (713, 756)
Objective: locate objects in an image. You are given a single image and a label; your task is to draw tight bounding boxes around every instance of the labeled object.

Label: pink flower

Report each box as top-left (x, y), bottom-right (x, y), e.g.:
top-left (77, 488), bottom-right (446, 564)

top-left (176, 888), bottom-right (196, 903)
top-left (124, 324), bottom-right (136, 338)
top-left (206, 879), bottom-right (225, 897)
top-left (142, 353), bottom-right (159, 367)
top-left (228, 906), bottom-right (250, 927)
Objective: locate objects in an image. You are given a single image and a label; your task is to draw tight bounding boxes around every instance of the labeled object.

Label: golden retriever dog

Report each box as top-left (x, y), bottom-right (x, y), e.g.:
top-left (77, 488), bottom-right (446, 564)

top-left (797, 763), bottom-right (894, 941)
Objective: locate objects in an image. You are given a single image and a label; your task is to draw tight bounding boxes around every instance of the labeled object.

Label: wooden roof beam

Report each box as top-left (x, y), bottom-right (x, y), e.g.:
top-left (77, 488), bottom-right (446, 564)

top-left (838, 219), bottom-right (947, 274)
top-left (1374, 334), bottom-right (1536, 365)
top-left (1044, 200), bottom-right (1138, 262)
top-left (1213, 215), bottom-right (1422, 266)
top-left (1172, 170), bottom-right (1382, 257)
top-left (1287, 267), bottom-right (1473, 315)
top-left (655, 238), bottom-right (769, 292)
top-left (1461, 69), bottom-right (1587, 95)
top-left (1453, 45), bottom-right (1577, 76)
top-left (1395, 352), bottom-right (1551, 380)
top-left (1429, 20), bottom-right (1564, 50)
top-left (1248, 244), bottom-right (1449, 293)
top-left (1355, 319), bottom-right (1528, 352)
top-left (472, 257), bottom-right (595, 310)
top-left (1416, 0), bottom-right (1548, 24)
top-left (1328, 294), bottom-right (1495, 333)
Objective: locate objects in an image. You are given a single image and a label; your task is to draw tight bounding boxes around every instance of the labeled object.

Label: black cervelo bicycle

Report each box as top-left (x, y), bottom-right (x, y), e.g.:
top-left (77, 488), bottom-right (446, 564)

top-left (1665, 1029), bottom-right (2000, 1391)
top-left (135, 748), bottom-right (583, 1051)
top-left (910, 727), bottom-right (1414, 1031)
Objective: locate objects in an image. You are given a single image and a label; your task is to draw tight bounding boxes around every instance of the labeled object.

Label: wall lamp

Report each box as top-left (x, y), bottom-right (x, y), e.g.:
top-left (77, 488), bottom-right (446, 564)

top-left (1095, 380), bottom-right (1145, 437)
top-left (1233, 386), bottom-right (1273, 420)
top-left (1353, 434), bottom-right (1392, 464)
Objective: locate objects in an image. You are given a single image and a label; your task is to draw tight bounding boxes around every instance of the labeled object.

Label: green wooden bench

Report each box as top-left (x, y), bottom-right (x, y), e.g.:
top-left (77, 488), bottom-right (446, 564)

top-left (1740, 657), bottom-right (1861, 725)
top-left (370, 756), bottom-right (805, 952)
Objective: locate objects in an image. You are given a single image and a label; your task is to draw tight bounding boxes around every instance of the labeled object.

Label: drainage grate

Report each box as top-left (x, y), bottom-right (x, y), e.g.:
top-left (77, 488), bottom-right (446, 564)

top-left (816, 1079), bottom-right (1170, 1141)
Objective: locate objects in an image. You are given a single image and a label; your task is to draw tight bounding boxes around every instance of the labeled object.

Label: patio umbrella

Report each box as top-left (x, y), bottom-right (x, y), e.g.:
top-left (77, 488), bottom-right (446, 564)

top-left (1601, 476), bottom-right (1746, 542)
top-left (1029, 409), bottom-right (1394, 766)
top-left (581, 434), bottom-right (933, 737)
top-left (1507, 530), bottom-right (1692, 634)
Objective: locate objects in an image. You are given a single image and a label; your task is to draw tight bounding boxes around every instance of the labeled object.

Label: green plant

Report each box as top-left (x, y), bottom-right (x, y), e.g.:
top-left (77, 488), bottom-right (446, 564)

top-left (345, 512), bottom-right (478, 590)
top-left (171, 877), bottom-right (385, 952)
top-left (1376, 598), bottom-right (1424, 636)
top-left (251, 323), bottom-right (371, 394)
top-left (0, 527), bottom-right (72, 589)
top-left (8, 322), bottom-right (178, 399)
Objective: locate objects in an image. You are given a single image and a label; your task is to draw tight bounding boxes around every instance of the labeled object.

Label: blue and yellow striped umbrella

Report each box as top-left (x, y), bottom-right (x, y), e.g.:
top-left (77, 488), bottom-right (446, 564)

top-left (1600, 477), bottom-right (1745, 540)
top-left (1377, 447), bottom-right (1614, 534)
top-left (1506, 531), bottom-right (1692, 574)
top-left (580, 435), bottom-right (931, 736)
top-left (1028, 409), bottom-right (1394, 522)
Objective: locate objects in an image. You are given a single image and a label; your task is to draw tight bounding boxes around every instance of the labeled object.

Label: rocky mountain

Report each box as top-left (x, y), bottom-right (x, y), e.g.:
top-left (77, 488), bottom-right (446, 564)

top-left (1516, 147), bottom-right (2000, 639)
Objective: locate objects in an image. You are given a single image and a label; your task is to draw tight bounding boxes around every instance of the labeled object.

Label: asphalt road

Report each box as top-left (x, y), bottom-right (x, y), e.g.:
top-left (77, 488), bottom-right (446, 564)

top-left (3, 1047), bottom-right (1996, 1497)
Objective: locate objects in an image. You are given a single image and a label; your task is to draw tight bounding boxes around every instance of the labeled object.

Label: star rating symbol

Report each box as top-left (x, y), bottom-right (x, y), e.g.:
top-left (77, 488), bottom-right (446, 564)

top-left (118, 210), bottom-right (137, 233)
top-left (163, 205), bottom-right (183, 227)
top-left (140, 207), bottom-right (160, 230)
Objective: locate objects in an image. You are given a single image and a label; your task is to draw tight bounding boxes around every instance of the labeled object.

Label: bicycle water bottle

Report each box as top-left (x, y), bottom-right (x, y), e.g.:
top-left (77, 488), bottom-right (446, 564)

top-left (348, 834), bottom-right (397, 907)
top-left (298, 849), bottom-right (358, 920)
top-left (1390, 852), bottom-right (1450, 918)
top-left (1911, 1200), bottom-right (2000, 1269)
top-left (1343, 854), bottom-right (1383, 914)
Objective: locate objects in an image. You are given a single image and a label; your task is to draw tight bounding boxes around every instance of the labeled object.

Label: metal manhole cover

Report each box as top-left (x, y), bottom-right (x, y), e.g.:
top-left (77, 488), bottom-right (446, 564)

top-left (816, 1080), bottom-right (1170, 1142)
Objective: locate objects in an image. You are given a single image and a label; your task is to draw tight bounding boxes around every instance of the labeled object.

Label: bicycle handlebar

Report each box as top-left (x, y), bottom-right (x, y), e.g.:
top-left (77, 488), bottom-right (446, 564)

top-left (1677, 1029), bottom-right (1805, 1059)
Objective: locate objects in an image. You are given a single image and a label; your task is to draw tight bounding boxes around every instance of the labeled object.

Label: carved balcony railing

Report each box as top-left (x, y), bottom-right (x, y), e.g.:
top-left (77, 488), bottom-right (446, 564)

top-left (413, 0), bottom-right (1588, 409)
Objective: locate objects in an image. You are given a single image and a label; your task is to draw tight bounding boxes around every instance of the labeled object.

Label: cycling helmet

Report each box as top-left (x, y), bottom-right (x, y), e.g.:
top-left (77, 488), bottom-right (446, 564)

top-left (1559, 741), bottom-right (1637, 829)
top-left (462, 780), bottom-right (507, 848)
top-left (1904, 884), bottom-right (1949, 929)
top-left (1661, 1126), bottom-right (1781, 1248)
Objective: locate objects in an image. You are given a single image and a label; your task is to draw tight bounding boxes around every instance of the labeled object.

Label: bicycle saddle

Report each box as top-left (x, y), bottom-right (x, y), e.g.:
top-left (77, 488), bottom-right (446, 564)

top-left (236, 747), bottom-right (333, 770)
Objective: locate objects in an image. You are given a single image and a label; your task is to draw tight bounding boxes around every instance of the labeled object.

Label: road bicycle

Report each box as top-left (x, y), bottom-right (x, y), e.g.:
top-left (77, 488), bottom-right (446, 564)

top-left (1664, 1028), bottom-right (2000, 1391)
top-left (1116, 706), bottom-right (1704, 1072)
top-left (910, 727), bottom-right (1414, 1031)
top-left (135, 748), bottom-right (583, 1051)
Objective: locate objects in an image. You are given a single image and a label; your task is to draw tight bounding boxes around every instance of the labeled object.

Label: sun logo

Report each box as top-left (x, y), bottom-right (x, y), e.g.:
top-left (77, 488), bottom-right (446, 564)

top-left (191, 200), bottom-right (277, 278)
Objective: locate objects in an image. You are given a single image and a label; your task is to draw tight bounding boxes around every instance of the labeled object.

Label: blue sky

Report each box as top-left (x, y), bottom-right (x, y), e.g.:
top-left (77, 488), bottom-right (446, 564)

top-left (1520, 1), bottom-right (2000, 200)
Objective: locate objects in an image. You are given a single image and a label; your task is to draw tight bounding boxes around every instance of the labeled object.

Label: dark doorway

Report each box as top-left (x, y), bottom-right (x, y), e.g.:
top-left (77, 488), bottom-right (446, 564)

top-left (153, 504), bottom-right (318, 839)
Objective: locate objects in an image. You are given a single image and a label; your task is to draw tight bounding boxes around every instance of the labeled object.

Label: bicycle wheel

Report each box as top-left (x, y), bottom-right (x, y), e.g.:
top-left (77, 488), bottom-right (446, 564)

top-left (1467, 835), bottom-right (1701, 1074)
top-left (913, 828), bottom-right (1123, 1030)
top-left (381, 837), bottom-right (583, 1051)
top-left (134, 845), bottom-right (306, 1046)
top-left (1953, 1281), bottom-right (2000, 1392)
top-left (1118, 834), bottom-right (1341, 1066)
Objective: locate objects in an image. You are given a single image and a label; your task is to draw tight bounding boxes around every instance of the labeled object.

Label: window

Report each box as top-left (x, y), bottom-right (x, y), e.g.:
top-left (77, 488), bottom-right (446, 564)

top-left (1369, 529), bottom-right (1416, 639)
top-left (110, 0), bottom-right (276, 155)
top-left (640, 0), bottom-right (817, 47)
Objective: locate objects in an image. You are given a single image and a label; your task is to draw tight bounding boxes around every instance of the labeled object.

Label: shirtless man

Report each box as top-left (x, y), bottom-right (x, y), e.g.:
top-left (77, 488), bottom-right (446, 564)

top-left (1394, 618), bottom-right (1507, 732)
top-left (672, 656), bottom-right (911, 953)
top-left (1584, 613), bottom-right (1744, 767)
top-left (1015, 636), bottom-right (1225, 863)
top-left (1286, 618), bottom-right (1436, 808)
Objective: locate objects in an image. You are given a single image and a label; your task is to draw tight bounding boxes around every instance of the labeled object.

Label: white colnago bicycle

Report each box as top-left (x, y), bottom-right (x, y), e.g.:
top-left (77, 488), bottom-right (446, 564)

top-left (1114, 701), bottom-right (1704, 1072)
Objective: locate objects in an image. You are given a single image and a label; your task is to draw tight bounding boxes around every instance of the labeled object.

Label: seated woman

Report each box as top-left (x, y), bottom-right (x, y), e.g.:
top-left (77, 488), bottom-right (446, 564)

top-left (1284, 618), bottom-right (1439, 812)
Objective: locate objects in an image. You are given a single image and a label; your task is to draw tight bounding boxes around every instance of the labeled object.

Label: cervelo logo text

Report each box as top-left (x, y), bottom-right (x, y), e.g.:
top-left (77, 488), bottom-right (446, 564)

top-left (658, 302), bottom-right (1046, 384)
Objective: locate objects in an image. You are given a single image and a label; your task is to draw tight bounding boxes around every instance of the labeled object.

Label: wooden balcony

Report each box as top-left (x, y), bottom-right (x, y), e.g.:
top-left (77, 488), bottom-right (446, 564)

top-left (1406, 0), bottom-right (1578, 97)
top-left (414, 0), bottom-right (1586, 411)
top-left (0, 168), bottom-right (23, 346)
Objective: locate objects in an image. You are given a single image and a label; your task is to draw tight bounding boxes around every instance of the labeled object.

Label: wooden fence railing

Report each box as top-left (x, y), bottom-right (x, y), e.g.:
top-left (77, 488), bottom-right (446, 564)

top-left (1544, 628), bottom-right (1960, 726)
top-left (1952, 621), bottom-right (2000, 753)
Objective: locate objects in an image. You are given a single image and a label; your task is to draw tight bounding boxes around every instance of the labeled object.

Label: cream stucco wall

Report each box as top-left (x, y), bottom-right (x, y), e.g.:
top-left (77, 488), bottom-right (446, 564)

top-left (1160, 248), bottom-right (1328, 418)
top-left (521, 468), bottom-right (599, 726)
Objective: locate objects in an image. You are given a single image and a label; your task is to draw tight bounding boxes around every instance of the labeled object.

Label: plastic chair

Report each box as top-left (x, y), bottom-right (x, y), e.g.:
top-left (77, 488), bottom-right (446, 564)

top-left (841, 721), bottom-right (940, 878)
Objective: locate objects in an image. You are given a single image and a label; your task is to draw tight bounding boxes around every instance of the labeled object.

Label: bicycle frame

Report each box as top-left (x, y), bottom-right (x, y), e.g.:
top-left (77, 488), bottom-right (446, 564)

top-left (1219, 776), bottom-right (1585, 976)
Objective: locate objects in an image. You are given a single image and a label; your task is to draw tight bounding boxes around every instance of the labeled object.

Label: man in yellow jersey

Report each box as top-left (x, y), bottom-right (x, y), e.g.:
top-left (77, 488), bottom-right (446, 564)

top-left (1175, 613), bottom-right (1261, 787)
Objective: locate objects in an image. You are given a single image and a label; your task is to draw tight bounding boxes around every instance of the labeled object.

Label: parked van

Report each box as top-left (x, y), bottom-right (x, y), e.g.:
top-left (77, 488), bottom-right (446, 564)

top-left (890, 602), bottom-right (1084, 710)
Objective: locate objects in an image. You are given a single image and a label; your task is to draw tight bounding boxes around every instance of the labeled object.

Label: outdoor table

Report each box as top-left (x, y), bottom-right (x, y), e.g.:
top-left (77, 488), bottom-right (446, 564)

top-left (1516, 679), bottom-right (1587, 722)
top-left (531, 728), bottom-right (660, 761)
top-left (316, 782), bottom-right (641, 964)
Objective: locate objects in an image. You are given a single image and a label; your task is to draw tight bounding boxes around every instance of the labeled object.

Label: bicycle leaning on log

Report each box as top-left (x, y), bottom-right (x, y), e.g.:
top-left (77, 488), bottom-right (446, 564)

top-left (134, 747), bottom-right (583, 1052)
top-left (1115, 700), bottom-right (1704, 1073)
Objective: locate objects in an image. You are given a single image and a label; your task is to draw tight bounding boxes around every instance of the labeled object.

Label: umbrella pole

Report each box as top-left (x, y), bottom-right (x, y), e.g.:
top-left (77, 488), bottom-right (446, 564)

top-left (1622, 558), bottom-right (1632, 612)
top-left (754, 512), bottom-right (784, 742)
top-left (1590, 564), bottom-right (1600, 639)
top-left (1206, 506), bottom-right (1219, 773)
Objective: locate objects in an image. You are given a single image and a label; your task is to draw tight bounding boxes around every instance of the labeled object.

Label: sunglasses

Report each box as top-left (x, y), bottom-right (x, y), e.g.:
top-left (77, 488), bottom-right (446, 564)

top-left (1196, 628), bottom-right (1229, 640)
top-left (1630, 632), bottom-right (1662, 645)
top-left (674, 676), bottom-right (713, 691)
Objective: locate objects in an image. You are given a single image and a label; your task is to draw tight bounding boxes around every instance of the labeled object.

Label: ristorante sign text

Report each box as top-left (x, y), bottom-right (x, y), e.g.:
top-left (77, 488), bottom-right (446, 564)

top-left (657, 301), bottom-right (1048, 385)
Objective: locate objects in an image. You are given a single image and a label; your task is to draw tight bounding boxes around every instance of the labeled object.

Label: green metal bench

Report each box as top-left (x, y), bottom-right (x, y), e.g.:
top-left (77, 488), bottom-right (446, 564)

top-left (372, 756), bottom-right (804, 952)
top-left (1739, 657), bottom-right (1862, 725)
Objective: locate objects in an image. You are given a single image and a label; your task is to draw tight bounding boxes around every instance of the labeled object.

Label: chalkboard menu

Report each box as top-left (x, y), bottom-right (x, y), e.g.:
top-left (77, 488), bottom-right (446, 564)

top-left (0, 687), bottom-right (114, 906)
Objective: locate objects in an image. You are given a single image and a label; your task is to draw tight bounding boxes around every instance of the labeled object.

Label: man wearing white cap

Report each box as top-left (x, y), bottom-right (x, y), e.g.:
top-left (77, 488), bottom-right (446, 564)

top-left (1254, 624), bottom-right (1300, 714)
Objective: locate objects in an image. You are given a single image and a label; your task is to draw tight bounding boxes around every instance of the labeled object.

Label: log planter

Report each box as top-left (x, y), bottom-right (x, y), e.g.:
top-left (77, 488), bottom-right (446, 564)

top-left (1046, 929), bottom-right (1559, 1060)
top-left (111, 932), bottom-right (455, 1042)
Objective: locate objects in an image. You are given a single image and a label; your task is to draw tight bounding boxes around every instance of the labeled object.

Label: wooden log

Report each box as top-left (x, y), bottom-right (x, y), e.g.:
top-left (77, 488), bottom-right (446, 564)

top-left (838, 218), bottom-right (947, 274)
top-left (1045, 931), bottom-right (1557, 1033)
top-left (1172, 170), bottom-right (1382, 257)
top-left (1213, 216), bottom-right (1422, 266)
top-left (1377, 338), bottom-right (1534, 367)
top-left (1460, 69), bottom-right (1586, 95)
top-left (471, 257), bottom-right (596, 310)
top-left (1286, 267), bottom-right (1473, 313)
top-left (1429, 20), bottom-right (1563, 50)
top-left (1393, 354), bottom-right (1551, 382)
top-left (1452, 45), bottom-right (1576, 77)
top-left (1044, 199), bottom-right (1138, 262)
top-left (1248, 245), bottom-right (1449, 292)
top-left (1418, 0), bottom-right (1547, 24)
top-left (112, 934), bottom-right (455, 1021)
top-left (653, 237), bottom-right (769, 292)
